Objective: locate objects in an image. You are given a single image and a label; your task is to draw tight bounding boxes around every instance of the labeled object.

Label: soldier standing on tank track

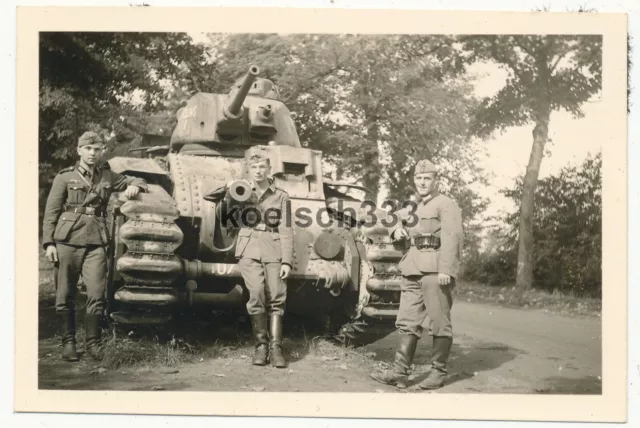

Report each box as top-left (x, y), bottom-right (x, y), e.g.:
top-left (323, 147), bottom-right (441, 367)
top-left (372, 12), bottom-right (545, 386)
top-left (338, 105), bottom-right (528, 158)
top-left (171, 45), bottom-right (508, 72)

top-left (370, 158), bottom-right (463, 390)
top-left (233, 148), bottom-right (294, 368)
top-left (42, 131), bottom-right (148, 362)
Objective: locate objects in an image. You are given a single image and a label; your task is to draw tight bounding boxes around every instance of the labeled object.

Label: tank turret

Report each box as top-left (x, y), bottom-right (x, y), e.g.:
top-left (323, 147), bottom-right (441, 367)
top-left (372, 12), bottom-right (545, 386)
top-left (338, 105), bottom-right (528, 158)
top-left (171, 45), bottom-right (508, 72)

top-left (170, 65), bottom-right (300, 154)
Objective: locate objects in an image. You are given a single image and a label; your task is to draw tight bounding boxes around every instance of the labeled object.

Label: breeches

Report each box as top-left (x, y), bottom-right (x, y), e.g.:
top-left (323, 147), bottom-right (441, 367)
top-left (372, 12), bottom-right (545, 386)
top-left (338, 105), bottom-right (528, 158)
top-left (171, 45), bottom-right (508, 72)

top-left (238, 258), bottom-right (287, 315)
top-left (395, 274), bottom-right (454, 338)
top-left (54, 244), bottom-right (107, 315)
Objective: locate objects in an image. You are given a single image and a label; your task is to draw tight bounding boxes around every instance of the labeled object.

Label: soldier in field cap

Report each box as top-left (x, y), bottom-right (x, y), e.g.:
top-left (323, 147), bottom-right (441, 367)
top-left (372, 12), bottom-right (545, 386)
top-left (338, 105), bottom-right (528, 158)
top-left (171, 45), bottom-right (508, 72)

top-left (231, 147), bottom-right (294, 368)
top-left (42, 131), bottom-right (149, 362)
top-left (370, 157), bottom-right (463, 390)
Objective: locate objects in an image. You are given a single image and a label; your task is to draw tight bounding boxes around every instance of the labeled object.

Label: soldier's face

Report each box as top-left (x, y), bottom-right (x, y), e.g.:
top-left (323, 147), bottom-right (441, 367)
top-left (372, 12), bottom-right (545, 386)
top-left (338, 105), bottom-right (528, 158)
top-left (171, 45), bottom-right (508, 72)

top-left (77, 144), bottom-right (104, 166)
top-left (414, 173), bottom-right (437, 196)
top-left (248, 160), bottom-right (270, 183)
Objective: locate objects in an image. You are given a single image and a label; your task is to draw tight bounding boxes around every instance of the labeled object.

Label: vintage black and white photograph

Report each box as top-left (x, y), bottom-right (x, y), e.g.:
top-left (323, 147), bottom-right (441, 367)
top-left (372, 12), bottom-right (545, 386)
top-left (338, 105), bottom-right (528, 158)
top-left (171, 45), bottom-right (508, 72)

top-left (13, 5), bottom-right (629, 423)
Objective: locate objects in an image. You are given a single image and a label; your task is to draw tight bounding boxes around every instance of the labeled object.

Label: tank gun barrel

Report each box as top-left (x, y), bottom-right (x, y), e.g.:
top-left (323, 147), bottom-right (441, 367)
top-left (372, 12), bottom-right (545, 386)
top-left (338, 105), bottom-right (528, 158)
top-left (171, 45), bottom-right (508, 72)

top-left (226, 65), bottom-right (260, 117)
top-left (225, 180), bottom-right (252, 204)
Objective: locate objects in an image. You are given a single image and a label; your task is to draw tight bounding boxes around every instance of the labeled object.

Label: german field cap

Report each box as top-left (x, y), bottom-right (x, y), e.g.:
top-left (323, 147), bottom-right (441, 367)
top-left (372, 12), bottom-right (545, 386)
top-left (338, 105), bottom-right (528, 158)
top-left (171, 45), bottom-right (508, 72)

top-left (246, 146), bottom-right (270, 165)
top-left (414, 158), bottom-right (437, 175)
top-left (78, 131), bottom-right (103, 147)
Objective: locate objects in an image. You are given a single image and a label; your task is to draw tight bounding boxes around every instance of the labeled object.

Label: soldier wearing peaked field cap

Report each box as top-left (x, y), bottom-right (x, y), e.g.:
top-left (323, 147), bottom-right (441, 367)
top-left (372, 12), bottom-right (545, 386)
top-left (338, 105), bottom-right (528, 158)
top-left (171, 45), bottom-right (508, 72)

top-left (42, 131), bottom-right (149, 362)
top-left (227, 147), bottom-right (294, 369)
top-left (77, 131), bottom-right (103, 146)
top-left (414, 158), bottom-right (438, 175)
top-left (370, 158), bottom-right (463, 390)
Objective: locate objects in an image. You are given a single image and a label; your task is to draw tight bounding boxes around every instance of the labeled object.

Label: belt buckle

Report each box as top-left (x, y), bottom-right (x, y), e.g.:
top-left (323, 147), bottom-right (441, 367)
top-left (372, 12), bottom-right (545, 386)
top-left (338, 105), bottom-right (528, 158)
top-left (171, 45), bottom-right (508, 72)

top-left (255, 223), bottom-right (266, 231)
top-left (414, 233), bottom-right (432, 250)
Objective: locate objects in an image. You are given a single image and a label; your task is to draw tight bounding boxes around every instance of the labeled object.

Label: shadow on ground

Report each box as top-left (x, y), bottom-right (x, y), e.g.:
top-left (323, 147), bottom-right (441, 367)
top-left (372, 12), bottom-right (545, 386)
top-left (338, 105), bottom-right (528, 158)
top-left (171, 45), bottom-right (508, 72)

top-left (364, 331), bottom-right (524, 390)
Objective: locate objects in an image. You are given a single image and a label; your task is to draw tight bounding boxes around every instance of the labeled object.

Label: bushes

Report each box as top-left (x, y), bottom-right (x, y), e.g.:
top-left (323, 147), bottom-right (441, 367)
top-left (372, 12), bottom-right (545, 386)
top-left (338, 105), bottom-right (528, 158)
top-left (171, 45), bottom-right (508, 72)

top-left (463, 152), bottom-right (602, 298)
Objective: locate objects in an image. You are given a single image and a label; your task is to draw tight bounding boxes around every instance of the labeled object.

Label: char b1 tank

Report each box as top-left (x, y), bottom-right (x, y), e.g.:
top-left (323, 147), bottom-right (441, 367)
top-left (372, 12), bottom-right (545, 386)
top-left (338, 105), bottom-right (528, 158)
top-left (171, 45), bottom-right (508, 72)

top-left (105, 65), bottom-right (405, 344)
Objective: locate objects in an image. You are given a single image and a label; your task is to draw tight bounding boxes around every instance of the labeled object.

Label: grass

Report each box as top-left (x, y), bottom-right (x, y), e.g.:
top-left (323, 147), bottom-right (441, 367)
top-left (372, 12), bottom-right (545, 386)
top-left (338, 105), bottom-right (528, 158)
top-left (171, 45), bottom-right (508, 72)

top-left (94, 317), bottom-right (375, 371)
top-left (39, 243), bottom-right (601, 372)
top-left (454, 281), bottom-right (602, 318)
top-left (99, 329), bottom-right (200, 370)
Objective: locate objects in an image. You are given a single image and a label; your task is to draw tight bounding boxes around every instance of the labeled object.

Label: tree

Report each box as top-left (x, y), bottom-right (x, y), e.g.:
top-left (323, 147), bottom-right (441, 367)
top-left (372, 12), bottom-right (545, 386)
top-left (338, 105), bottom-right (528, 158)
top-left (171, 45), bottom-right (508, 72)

top-left (502, 152), bottom-right (602, 296)
top-left (458, 35), bottom-right (602, 291)
top-left (39, 32), bottom-right (210, 227)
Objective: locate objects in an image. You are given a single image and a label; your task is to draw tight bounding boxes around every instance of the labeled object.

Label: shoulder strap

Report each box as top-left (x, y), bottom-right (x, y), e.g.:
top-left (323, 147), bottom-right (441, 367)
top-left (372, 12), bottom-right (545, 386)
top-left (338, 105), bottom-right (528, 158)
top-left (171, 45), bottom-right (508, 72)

top-left (57, 166), bottom-right (74, 175)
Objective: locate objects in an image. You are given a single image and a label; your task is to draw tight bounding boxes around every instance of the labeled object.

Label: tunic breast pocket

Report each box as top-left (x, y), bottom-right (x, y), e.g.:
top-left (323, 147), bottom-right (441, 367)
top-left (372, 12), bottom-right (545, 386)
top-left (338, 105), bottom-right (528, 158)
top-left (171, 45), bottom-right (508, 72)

top-left (67, 183), bottom-right (86, 205)
top-left (418, 215), bottom-right (440, 233)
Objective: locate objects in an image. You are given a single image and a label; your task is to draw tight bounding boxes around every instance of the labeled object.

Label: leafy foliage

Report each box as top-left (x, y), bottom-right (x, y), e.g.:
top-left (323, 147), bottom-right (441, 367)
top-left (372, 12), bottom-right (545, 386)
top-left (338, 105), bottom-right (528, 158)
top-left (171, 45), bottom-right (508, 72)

top-left (459, 35), bottom-right (602, 137)
top-left (38, 32), bottom-right (210, 227)
top-left (464, 152), bottom-right (602, 297)
top-left (39, 32), bottom-right (210, 175)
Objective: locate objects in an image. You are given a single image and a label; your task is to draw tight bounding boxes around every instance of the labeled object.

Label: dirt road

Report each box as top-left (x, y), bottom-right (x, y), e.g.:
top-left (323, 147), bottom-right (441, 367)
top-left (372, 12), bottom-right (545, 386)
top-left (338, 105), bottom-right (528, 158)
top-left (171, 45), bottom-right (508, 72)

top-left (38, 301), bottom-right (601, 394)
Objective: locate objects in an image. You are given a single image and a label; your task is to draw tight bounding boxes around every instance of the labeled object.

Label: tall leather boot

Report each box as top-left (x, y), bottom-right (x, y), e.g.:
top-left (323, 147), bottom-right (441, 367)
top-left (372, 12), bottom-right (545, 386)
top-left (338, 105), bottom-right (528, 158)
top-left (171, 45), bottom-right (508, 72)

top-left (58, 311), bottom-right (79, 362)
top-left (269, 314), bottom-right (286, 368)
top-left (84, 313), bottom-right (103, 361)
top-left (250, 313), bottom-right (269, 366)
top-left (418, 336), bottom-right (453, 390)
top-left (370, 333), bottom-right (418, 389)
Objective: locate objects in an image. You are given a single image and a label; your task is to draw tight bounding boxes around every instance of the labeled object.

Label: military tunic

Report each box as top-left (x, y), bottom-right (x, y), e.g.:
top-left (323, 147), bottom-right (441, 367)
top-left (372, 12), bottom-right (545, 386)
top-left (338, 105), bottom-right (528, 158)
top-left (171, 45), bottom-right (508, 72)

top-left (42, 162), bottom-right (148, 314)
top-left (234, 179), bottom-right (294, 316)
top-left (389, 191), bottom-right (463, 338)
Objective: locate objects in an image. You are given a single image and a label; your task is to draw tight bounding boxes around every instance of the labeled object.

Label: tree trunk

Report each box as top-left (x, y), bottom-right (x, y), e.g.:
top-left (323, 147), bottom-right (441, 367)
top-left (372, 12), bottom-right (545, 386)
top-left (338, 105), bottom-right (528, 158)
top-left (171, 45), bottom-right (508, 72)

top-left (362, 148), bottom-right (380, 202)
top-left (361, 120), bottom-right (381, 202)
top-left (515, 110), bottom-right (550, 291)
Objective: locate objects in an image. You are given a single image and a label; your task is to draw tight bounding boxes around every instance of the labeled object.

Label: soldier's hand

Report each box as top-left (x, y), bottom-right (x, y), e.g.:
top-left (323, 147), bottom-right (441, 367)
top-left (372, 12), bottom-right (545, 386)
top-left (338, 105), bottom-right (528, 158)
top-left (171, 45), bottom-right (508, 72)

top-left (280, 264), bottom-right (291, 280)
top-left (438, 273), bottom-right (451, 286)
top-left (124, 185), bottom-right (140, 199)
top-left (392, 228), bottom-right (409, 241)
top-left (45, 245), bottom-right (58, 263)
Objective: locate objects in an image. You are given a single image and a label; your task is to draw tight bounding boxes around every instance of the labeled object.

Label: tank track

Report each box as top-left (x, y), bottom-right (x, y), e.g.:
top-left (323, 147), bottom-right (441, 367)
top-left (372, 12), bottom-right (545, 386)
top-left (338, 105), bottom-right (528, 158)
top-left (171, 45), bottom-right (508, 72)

top-left (110, 184), bottom-right (184, 321)
top-left (332, 235), bottom-right (404, 347)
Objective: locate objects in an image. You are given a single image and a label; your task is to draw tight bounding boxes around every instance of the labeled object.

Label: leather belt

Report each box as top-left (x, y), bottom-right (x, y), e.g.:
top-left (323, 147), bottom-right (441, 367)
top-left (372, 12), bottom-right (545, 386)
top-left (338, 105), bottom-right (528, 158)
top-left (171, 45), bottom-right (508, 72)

top-left (66, 206), bottom-right (105, 216)
top-left (410, 233), bottom-right (441, 250)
